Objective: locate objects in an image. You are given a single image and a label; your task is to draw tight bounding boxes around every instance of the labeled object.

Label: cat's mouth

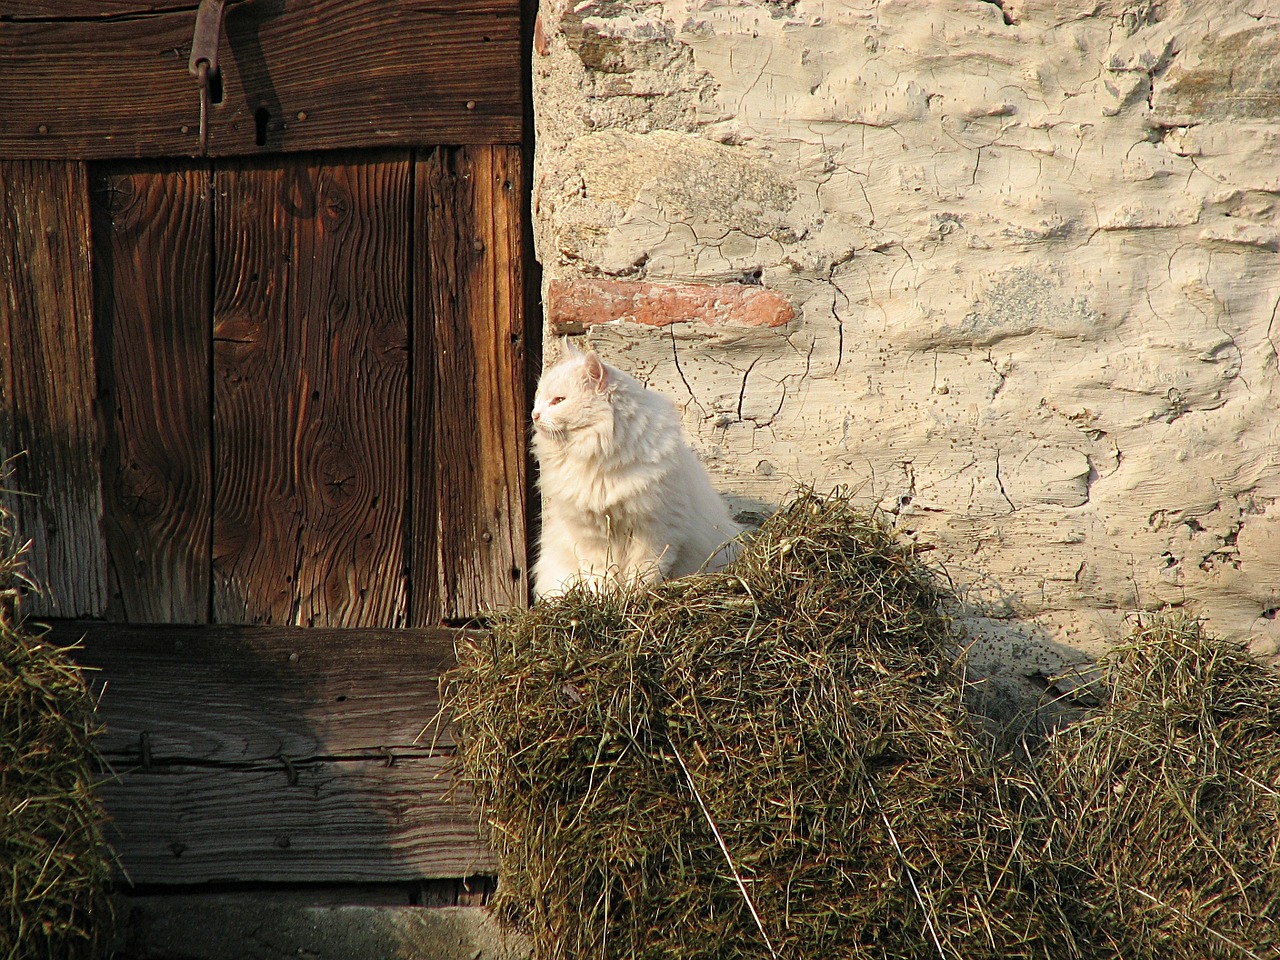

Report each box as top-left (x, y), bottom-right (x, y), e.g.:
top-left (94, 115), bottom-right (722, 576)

top-left (533, 420), bottom-right (567, 441)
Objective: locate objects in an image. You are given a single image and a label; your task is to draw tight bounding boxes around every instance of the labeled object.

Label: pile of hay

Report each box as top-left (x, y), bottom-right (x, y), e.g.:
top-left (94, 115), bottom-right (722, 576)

top-left (0, 495), bottom-right (114, 958)
top-left (1036, 616), bottom-right (1280, 960)
top-left (451, 492), bottom-right (1079, 959)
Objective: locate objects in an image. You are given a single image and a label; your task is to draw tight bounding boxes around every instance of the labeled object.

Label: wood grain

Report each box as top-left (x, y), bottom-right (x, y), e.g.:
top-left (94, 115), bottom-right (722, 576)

top-left (90, 163), bottom-right (213, 623)
top-left (416, 146), bottom-right (529, 622)
top-left (51, 621), bottom-right (464, 759)
top-left (0, 0), bottom-right (523, 160)
top-left (100, 758), bottom-right (494, 883)
top-left (212, 152), bottom-right (411, 628)
top-left (0, 159), bottom-right (108, 618)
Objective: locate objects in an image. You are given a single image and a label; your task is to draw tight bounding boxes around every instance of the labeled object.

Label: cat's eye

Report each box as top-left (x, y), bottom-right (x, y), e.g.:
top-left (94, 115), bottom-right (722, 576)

top-left (549, 396), bottom-right (565, 405)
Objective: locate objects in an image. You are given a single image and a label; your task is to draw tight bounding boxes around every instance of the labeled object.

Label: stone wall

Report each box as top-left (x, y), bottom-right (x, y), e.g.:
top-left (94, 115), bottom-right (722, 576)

top-left (530, 0), bottom-right (1280, 680)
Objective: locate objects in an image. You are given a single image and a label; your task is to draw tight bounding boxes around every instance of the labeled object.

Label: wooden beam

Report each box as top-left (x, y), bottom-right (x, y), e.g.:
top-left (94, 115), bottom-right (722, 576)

top-left (49, 622), bottom-right (466, 758)
top-left (0, 0), bottom-right (523, 160)
top-left (0, 160), bottom-right (108, 618)
top-left (90, 162), bottom-right (213, 623)
top-left (51, 621), bottom-right (492, 884)
top-left (415, 146), bottom-right (529, 622)
top-left (4, 3), bottom-right (195, 15)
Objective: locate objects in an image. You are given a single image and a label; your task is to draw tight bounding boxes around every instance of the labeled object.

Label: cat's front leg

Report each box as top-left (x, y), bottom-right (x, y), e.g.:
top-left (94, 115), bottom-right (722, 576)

top-left (532, 540), bottom-right (586, 599)
top-left (620, 531), bottom-right (676, 587)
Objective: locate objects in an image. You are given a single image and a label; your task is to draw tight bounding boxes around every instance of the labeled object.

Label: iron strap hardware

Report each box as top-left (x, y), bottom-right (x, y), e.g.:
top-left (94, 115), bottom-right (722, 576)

top-left (189, 0), bottom-right (227, 156)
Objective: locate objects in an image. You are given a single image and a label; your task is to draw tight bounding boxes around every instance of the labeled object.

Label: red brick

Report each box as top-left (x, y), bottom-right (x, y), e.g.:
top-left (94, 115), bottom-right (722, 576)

top-left (546, 278), bottom-right (795, 334)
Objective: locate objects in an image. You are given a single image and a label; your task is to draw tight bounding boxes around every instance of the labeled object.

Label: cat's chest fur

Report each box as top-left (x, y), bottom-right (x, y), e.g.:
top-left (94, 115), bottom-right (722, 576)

top-left (538, 432), bottom-right (677, 522)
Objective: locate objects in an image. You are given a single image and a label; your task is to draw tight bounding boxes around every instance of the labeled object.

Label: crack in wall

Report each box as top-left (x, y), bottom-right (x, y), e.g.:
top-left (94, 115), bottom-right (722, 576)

top-left (993, 449), bottom-right (1017, 515)
top-left (1268, 295), bottom-right (1280, 373)
top-left (735, 355), bottom-right (760, 423)
top-left (667, 326), bottom-right (704, 417)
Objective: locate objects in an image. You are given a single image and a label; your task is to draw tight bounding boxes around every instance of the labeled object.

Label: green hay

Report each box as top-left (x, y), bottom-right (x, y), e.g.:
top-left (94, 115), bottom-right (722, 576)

top-left (450, 491), bottom-right (1078, 959)
top-left (1036, 615), bottom-right (1280, 960)
top-left (1, 486), bottom-right (114, 959)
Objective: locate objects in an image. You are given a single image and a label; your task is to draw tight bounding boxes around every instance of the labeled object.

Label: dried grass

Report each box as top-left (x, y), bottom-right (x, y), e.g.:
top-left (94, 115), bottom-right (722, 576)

top-left (1035, 615), bottom-right (1280, 960)
top-left (1, 470), bottom-right (114, 960)
top-left (449, 491), bottom-right (1079, 959)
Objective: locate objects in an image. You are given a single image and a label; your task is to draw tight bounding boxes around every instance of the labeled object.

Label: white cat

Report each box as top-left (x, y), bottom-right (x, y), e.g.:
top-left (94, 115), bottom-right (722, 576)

top-left (530, 344), bottom-right (742, 598)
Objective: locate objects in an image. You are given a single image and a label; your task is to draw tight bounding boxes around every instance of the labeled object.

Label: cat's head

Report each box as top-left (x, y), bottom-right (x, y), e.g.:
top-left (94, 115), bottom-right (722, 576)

top-left (531, 344), bottom-right (615, 448)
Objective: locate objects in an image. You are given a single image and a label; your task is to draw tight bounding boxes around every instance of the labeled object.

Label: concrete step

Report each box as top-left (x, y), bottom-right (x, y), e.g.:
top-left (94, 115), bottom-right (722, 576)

top-left (112, 899), bottom-right (529, 960)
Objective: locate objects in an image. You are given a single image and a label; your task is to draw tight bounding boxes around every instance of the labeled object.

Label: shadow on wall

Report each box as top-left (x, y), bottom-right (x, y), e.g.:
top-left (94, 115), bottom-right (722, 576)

top-left (952, 611), bottom-right (1104, 754)
top-left (728, 490), bottom-right (1102, 753)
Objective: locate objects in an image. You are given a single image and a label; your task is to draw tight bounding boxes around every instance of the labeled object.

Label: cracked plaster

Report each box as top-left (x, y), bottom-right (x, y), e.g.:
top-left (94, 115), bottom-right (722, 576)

top-left (533, 0), bottom-right (1280, 675)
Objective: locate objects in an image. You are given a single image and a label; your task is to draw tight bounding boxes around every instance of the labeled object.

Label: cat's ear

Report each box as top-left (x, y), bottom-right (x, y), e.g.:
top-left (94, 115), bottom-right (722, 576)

top-left (582, 351), bottom-right (609, 394)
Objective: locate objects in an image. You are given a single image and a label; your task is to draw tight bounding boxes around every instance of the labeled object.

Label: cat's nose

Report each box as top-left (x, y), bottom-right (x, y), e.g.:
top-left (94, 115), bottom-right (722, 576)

top-left (532, 409), bottom-right (541, 422)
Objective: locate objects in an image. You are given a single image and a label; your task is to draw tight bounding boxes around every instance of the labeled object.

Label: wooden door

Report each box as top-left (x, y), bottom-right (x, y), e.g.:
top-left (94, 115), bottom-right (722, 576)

top-left (0, 0), bottom-right (532, 890)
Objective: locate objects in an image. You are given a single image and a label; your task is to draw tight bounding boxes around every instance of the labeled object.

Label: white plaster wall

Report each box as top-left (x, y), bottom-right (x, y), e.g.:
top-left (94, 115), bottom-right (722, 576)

top-left (531, 0), bottom-right (1280, 676)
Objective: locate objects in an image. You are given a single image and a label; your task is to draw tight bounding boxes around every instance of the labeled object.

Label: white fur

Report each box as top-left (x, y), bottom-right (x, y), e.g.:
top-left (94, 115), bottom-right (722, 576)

top-left (531, 345), bottom-right (742, 597)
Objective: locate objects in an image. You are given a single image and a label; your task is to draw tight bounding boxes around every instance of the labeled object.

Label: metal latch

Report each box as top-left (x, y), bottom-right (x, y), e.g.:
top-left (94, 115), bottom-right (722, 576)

top-left (189, 0), bottom-right (227, 156)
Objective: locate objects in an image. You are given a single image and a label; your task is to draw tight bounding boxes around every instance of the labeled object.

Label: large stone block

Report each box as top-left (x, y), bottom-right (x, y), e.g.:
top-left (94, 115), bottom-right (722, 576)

top-left (1151, 22), bottom-right (1280, 124)
top-left (540, 130), bottom-right (803, 274)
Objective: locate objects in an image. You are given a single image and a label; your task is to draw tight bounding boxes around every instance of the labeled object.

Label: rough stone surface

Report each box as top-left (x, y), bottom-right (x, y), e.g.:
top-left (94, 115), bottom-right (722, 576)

top-left (533, 0), bottom-right (1280, 681)
top-left (546, 277), bottom-right (795, 333)
top-left (537, 128), bottom-right (803, 277)
top-left (112, 900), bottom-right (527, 960)
top-left (1150, 23), bottom-right (1280, 124)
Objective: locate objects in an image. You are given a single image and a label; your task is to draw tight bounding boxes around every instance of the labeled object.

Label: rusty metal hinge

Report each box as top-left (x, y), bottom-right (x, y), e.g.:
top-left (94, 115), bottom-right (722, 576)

top-left (189, 0), bottom-right (227, 156)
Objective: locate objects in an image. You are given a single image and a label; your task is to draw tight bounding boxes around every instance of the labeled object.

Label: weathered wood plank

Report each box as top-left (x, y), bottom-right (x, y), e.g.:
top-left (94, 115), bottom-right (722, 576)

top-left (416, 146), bottom-right (529, 621)
top-left (50, 620), bottom-right (489, 884)
top-left (0, 159), bottom-right (108, 618)
top-left (212, 153), bottom-right (411, 628)
top-left (99, 757), bottom-right (494, 884)
top-left (0, 0), bottom-right (523, 160)
top-left (51, 621), bottom-right (464, 759)
top-left (90, 163), bottom-right (213, 623)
